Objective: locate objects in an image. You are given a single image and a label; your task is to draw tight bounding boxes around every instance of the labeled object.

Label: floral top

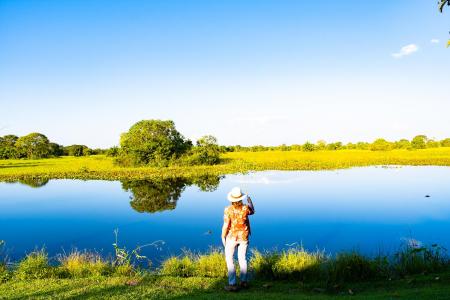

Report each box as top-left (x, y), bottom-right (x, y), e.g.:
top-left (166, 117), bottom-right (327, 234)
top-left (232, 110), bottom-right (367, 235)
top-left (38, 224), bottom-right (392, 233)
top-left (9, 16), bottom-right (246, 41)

top-left (222, 204), bottom-right (252, 241)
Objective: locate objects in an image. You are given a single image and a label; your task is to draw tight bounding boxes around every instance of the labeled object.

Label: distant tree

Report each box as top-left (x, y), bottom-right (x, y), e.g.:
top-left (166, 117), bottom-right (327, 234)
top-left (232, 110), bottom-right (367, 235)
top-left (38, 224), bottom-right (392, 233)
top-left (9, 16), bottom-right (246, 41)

top-left (426, 139), bottom-right (440, 148)
top-left (49, 142), bottom-right (64, 157)
top-left (411, 135), bottom-right (428, 149)
top-left (0, 134), bottom-right (19, 159)
top-left (64, 145), bottom-right (87, 157)
top-left (355, 142), bottom-right (369, 150)
top-left (119, 120), bottom-right (192, 166)
top-left (393, 139), bottom-right (411, 149)
top-left (279, 144), bottom-right (290, 151)
top-left (441, 138), bottom-right (450, 147)
top-left (15, 133), bottom-right (51, 159)
top-left (370, 138), bottom-right (392, 151)
top-left (346, 143), bottom-right (357, 150)
top-left (316, 140), bottom-right (327, 150)
top-left (326, 142), bottom-right (343, 151)
top-left (106, 146), bottom-right (120, 157)
top-left (187, 135), bottom-right (221, 165)
top-left (302, 142), bottom-right (315, 152)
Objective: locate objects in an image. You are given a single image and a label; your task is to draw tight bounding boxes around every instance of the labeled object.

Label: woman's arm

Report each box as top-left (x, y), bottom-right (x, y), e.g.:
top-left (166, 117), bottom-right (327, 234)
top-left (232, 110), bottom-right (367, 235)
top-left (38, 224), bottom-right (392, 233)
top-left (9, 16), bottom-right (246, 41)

top-left (247, 196), bottom-right (255, 215)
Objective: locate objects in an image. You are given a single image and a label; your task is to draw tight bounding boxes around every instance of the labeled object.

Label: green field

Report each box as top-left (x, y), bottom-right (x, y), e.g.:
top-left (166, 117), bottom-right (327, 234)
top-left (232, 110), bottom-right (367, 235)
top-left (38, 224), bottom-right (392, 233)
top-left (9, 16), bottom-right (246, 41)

top-left (1, 273), bottom-right (450, 299)
top-left (1, 148), bottom-right (450, 181)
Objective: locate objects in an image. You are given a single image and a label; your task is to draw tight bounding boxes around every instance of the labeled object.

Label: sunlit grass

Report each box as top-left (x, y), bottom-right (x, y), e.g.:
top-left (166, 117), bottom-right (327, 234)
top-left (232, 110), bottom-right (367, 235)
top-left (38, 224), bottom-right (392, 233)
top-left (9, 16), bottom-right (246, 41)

top-left (1, 148), bottom-right (450, 181)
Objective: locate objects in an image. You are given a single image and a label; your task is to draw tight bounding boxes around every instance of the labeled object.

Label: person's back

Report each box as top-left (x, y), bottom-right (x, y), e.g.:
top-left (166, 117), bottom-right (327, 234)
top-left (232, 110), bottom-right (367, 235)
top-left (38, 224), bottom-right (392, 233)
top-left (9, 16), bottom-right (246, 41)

top-left (221, 187), bottom-right (255, 291)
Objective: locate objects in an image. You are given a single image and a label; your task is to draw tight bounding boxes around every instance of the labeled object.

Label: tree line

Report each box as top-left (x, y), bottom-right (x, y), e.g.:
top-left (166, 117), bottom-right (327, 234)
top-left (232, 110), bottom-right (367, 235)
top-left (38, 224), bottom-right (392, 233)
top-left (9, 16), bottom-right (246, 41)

top-left (1, 123), bottom-right (450, 164)
top-left (223, 135), bottom-right (450, 153)
top-left (0, 133), bottom-right (103, 159)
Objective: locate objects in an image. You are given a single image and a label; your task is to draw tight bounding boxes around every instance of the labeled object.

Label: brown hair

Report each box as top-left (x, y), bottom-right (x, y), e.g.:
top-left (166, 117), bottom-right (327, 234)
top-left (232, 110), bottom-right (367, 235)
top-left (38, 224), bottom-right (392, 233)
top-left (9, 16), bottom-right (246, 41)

top-left (232, 200), bottom-right (243, 208)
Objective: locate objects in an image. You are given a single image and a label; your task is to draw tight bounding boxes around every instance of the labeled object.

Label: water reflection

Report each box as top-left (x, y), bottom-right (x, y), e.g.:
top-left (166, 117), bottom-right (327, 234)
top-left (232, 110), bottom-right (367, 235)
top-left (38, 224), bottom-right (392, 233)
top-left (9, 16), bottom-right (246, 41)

top-left (121, 175), bottom-right (223, 214)
top-left (10, 177), bottom-right (50, 188)
top-left (122, 178), bottom-right (187, 213)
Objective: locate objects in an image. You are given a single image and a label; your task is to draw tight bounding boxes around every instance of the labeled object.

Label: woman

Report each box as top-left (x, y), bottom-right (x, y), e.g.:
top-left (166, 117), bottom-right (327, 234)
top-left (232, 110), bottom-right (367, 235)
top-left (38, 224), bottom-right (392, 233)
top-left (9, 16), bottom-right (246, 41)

top-left (221, 186), bottom-right (255, 291)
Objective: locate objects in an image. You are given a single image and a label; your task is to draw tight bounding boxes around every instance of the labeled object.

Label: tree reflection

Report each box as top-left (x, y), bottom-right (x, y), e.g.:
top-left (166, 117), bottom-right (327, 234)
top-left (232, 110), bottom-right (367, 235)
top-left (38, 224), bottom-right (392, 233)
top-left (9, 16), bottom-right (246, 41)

top-left (121, 175), bottom-right (222, 214)
top-left (12, 177), bottom-right (50, 188)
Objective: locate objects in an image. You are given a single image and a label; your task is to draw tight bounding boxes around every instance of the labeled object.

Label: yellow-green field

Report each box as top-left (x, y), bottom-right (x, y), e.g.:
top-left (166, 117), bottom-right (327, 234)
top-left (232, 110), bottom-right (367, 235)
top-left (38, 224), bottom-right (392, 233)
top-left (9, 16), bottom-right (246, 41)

top-left (1, 148), bottom-right (450, 181)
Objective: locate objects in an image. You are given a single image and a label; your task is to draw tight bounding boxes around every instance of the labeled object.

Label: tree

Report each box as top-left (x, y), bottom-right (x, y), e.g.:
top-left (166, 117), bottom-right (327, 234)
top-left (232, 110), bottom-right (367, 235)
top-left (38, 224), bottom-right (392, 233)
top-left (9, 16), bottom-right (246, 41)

top-left (302, 142), bottom-right (315, 152)
top-left (441, 138), bottom-right (450, 147)
top-left (64, 145), bottom-right (88, 157)
top-left (370, 138), bottom-right (392, 151)
top-left (0, 135), bottom-right (19, 159)
top-left (411, 135), bottom-right (427, 149)
top-left (393, 139), bottom-right (411, 149)
top-left (15, 133), bottom-right (51, 159)
top-left (119, 120), bottom-right (192, 166)
top-left (426, 139), bottom-right (440, 148)
top-left (49, 143), bottom-right (64, 157)
top-left (191, 135), bottom-right (221, 165)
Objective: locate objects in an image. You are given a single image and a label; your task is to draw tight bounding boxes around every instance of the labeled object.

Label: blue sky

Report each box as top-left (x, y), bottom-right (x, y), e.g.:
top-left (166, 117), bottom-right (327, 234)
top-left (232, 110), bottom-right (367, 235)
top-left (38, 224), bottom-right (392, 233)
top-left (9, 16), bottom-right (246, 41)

top-left (1, 0), bottom-right (449, 148)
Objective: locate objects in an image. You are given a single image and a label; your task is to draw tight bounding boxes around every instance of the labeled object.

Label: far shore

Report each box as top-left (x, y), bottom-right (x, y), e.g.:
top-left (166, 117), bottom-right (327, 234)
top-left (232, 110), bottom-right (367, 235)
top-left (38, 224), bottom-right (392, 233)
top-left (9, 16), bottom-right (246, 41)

top-left (1, 148), bottom-right (450, 182)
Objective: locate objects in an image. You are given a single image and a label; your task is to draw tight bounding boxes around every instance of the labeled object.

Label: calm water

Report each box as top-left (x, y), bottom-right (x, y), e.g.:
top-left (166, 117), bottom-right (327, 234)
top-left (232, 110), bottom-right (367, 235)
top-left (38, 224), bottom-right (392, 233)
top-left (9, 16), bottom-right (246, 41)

top-left (1, 167), bottom-right (450, 262)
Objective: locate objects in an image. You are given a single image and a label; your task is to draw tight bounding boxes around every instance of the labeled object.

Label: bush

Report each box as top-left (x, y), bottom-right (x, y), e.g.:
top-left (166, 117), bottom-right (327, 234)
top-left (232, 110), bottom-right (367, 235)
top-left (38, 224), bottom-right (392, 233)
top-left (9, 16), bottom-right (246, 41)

top-left (250, 250), bottom-right (280, 279)
top-left (370, 139), bottom-right (392, 151)
top-left (15, 250), bottom-right (52, 280)
top-left (394, 243), bottom-right (448, 275)
top-left (160, 256), bottom-right (196, 277)
top-left (272, 249), bottom-right (325, 280)
top-left (160, 250), bottom-right (226, 278)
top-left (194, 250), bottom-right (226, 277)
top-left (0, 263), bottom-right (11, 282)
top-left (59, 251), bottom-right (112, 278)
top-left (326, 252), bottom-right (376, 284)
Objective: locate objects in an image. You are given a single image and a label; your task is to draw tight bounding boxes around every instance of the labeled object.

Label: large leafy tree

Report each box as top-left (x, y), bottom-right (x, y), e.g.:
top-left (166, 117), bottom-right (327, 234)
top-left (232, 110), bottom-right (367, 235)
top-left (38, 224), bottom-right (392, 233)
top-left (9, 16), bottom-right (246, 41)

top-left (0, 135), bottom-right (19, 159)
top-left (119, 120), bottom-right (192, 166)
top-left (15, 133), bottom-right (51, 159)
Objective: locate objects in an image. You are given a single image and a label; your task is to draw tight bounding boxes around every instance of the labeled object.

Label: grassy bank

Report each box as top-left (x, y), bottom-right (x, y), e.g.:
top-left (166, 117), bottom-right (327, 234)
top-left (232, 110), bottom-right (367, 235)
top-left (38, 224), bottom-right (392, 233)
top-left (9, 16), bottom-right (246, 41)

top-left (1, 244), bottom-right (450, 299)
top-left (1, 148), bottom-right (450, 181)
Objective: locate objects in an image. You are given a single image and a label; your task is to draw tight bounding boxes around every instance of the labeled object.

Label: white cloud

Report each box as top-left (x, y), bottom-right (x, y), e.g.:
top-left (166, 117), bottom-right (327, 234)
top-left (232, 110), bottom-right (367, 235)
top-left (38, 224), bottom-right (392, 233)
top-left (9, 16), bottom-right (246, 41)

top-left (431, 39), bottom-right (440, 44)
top-left (391, 44), bottom-right (419, 58)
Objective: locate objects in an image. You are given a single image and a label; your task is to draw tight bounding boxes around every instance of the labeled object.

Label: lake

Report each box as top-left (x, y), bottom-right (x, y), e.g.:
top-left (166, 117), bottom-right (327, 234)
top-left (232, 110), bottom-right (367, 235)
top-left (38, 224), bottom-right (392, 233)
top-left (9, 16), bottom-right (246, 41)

top-left (1, 166), bottom-right (450, 263)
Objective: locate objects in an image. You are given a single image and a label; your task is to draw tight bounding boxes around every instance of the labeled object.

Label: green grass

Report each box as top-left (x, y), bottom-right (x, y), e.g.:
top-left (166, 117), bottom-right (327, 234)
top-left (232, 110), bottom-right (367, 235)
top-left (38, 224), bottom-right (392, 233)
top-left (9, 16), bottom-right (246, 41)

top-left (1, 273), bottom-right (450, 299)
top-left (1, 148), bottom-right (450, 181)
top-left (1, 246), bottom-right (450, 299)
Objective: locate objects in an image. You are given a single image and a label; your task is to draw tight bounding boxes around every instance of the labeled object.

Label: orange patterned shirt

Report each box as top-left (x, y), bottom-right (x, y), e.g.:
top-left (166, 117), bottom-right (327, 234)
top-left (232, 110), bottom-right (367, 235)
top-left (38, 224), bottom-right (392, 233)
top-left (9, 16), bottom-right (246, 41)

top-left (222, 204), bottom-right (252, 241)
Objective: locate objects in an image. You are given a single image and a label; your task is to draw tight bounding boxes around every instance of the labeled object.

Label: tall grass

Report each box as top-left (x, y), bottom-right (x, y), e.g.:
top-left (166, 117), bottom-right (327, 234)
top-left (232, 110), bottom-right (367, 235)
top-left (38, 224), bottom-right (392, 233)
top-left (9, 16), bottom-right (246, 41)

top-left (1, 243), bottom-right (449, 286)
top-left (58, 251), bottom-right (112, 278)
top-left (160, 249), bottom-right (227, 278)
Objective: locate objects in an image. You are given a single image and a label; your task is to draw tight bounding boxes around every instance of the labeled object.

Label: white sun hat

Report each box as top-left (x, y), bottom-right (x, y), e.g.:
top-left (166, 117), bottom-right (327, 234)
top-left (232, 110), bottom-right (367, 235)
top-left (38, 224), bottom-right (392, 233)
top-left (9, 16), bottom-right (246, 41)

top-left (227, 187), bottom-right (247, 202)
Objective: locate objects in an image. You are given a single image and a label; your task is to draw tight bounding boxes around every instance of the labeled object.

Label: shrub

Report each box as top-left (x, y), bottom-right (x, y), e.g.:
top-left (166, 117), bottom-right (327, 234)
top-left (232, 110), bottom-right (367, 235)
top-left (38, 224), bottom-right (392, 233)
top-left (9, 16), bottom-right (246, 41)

top-left (194, 250), bottom-right (226, 277)
top-left (394, 243), bottom-right (449, 275)
top-left (160, 256), bottom-right (196, 277)
top-left (0, 263), bottom-right (11, 283)
top-left (272, 249), bottom-right (325, 280)
top-left (15, 250), bottom-right (52, 280)
top-left (59, 251), bottom-right (111, 278)
top-left (326, 252), bottom-right (376, 284)
top-left (250, 250), bottom-right (280, 279)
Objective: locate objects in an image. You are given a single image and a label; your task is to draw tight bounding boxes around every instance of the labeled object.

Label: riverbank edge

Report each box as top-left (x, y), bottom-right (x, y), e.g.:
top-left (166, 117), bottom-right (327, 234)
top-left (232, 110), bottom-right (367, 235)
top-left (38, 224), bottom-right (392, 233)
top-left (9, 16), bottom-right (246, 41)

top-left (1, 271), bottom-right (450, 299)
top-left (1, 149), bottom-right (450, 181)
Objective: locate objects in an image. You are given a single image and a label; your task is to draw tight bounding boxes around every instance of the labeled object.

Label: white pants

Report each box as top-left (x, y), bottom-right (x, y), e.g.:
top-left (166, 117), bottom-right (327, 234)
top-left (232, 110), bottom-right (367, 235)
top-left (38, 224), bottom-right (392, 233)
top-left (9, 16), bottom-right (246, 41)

top-left (225, 239), bottom-right (248, 285)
